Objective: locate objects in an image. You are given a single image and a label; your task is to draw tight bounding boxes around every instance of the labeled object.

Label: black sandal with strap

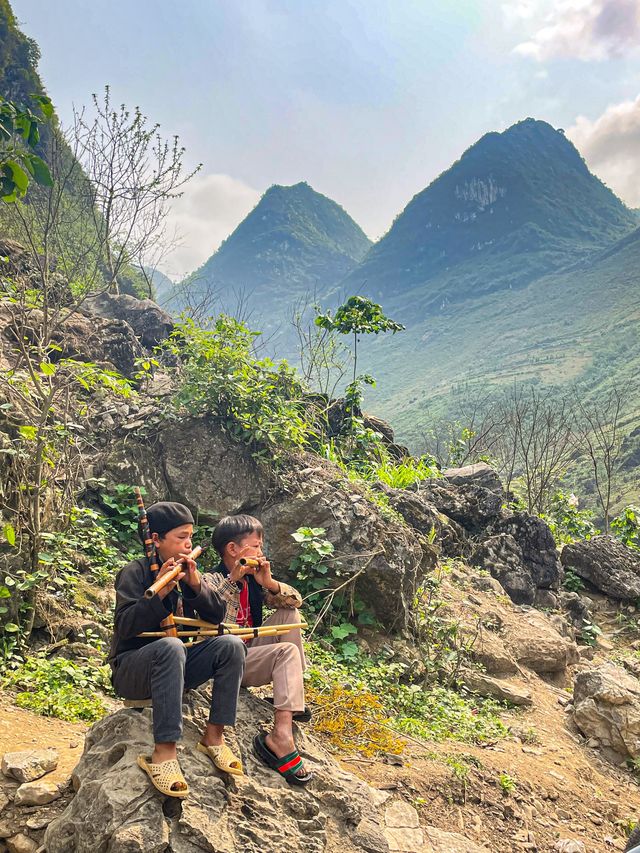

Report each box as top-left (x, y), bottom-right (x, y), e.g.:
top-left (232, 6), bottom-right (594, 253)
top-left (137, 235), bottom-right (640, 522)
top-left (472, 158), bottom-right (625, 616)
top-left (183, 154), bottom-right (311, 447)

top-left (253, 731), bottom-right (313, 786)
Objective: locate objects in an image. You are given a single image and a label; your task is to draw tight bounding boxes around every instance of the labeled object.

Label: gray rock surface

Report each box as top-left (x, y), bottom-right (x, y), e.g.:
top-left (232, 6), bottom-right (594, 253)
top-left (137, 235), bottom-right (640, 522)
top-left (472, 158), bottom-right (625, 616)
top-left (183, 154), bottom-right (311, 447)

top-left (44, 689), bottom-right (479, 853)
top-left (573, 662), bottom-right (640, 758)
top-left (418, 480), bottom-right (503, 533)
top-left (472, 533), bottom-right (535, 604)
top-left (84, 292), bottom-right (173, 349)
top-left (1, 750), bottom-right (58, 784)
top-left (381, 487), bottom-right (465, 556)
top-left (492, 512), bottom-right (562, 591)
top-left (461, 670), bottom-right (533, 707)
top-left (561, 535), bottom-right (640, 600)
top-left (442, 463), bottom-right (504, 496)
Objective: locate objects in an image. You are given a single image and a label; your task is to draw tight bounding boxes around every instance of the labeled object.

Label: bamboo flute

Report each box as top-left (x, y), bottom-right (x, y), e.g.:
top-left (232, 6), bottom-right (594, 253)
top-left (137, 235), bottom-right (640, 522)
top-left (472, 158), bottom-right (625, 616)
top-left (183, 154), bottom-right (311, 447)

top-left (143, 544), bottom-right (207, 599)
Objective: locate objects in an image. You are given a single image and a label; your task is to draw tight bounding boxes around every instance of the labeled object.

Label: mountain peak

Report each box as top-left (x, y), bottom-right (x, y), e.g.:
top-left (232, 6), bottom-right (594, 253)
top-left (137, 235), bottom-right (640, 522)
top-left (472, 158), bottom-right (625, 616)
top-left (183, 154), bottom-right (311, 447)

top-left (342, 116), bottom-right (636, 308)
top-left (175, 181), bottom-right (371, 332)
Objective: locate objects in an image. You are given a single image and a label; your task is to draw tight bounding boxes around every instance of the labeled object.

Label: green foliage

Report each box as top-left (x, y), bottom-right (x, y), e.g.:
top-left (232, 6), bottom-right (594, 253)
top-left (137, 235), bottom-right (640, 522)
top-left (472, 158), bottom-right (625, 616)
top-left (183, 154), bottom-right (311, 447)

top-left (315, 296), bottom-right (404, 383)
top-left (578, 620), bottom-right (602, 647)
top-left (562, 570), bottom-right (584, 593)
top-left (316, 296), bottom-right (405, 339)
top-left (411, 571), bottom-right (474, 687)
top-left (159, 317), bottom-right (314, 459)
top-left (98, 483), bottom-right (143, 550)
top-left (361, 454), bottom-right (440, 489)
top-left (0, 94), bottom-right (52, 203)
top-left (305, 642), bottom-right (507, 745)
top-left (2, 655), bottom-right (111, 722)
top-left (289, 526), bottom-right (372, 659)
top-left (498, 772), bottom-right (516, 795)
top-left (611, 505), bottom-right (640, 550)
top-left (543, 491), bottom-right (598, 545)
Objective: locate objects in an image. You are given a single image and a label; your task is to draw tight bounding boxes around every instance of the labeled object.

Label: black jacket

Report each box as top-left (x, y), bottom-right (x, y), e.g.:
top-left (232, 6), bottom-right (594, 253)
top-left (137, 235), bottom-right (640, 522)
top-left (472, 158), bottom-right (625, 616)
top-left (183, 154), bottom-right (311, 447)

top-left (108, 556), bottom-right (226, 668)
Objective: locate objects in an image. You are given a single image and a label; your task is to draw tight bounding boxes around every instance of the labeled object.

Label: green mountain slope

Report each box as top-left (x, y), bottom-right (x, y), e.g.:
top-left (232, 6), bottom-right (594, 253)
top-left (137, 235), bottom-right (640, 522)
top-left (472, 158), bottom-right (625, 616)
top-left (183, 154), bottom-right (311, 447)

top-left (344, 119), bottom-right (637, 315)
top-left (173, 182), bottom-right (371, 326)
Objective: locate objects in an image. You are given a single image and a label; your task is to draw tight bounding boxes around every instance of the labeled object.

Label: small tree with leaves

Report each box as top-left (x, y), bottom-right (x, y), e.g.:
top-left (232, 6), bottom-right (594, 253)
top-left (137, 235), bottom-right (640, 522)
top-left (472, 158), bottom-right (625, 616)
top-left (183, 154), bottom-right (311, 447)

top-left (0, 94), bottom-right (52, 202)
top-left (315, 295), bottom-right (404, 384)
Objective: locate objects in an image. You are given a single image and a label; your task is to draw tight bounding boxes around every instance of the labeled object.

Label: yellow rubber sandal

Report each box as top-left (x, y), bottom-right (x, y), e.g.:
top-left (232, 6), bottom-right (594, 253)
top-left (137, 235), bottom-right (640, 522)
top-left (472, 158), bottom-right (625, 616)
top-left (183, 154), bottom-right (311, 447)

top-left (137, 755), bottom-right (190, 798)
top-left (196, 739), bottom-right (244, 776)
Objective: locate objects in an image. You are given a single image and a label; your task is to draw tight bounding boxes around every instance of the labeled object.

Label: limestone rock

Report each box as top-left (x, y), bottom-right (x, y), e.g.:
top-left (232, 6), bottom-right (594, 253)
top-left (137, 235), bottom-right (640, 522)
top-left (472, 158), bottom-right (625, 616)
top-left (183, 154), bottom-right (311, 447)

top-left (461, 670), bottom-right (533, 707)
top-left (6, 834), bottom-right (37, 853)
top-left (46, 688), bottom-right (411, 853)
top-left (573, 662), bottom-right (640, 758)
top-left (426, 825), bottom-right (491, 852)
top-left (14, 781), bottom-right (61, 806)
top-left (472, 534), bottom-right (535, 604)
top-left (554, 839), bottom-right (586, 852)
top-left (492, 512), bottom-right (562, 590)
top-left (443, 463), bottom-right (504, 496)
top-left (1, 750), bottom-right (58, 783)
top-left (84, 292), bottom-right (173, 349)
top-left (418, 479), bottom-right (503, 533)
top-left (510, 610), bottom-right (578, 673)
top-left (261, 476), bottom-right (429, 631)
top-left (561, 536), bottom-right (640, 600)
top-left (382, 487), bottom-right (465, 556)
top-left (470, 630), bottom-right (518, 676)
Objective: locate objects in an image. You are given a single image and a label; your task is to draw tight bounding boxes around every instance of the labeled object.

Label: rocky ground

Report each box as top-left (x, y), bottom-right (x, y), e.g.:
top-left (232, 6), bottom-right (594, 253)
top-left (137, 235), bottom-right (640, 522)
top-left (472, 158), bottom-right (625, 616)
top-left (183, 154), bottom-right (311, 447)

top-left (2, 566), bottom-right (640, 853)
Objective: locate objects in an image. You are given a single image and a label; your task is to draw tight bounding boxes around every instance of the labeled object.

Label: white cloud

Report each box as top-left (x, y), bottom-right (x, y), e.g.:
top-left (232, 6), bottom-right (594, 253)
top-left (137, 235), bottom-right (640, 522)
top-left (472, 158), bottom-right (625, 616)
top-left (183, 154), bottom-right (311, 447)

top-left (514, 0), bottom-right (640, 61)
top-left (159, 173), bottom-right (261, 281)
top-left (568, 94), bottom-right (640, 206)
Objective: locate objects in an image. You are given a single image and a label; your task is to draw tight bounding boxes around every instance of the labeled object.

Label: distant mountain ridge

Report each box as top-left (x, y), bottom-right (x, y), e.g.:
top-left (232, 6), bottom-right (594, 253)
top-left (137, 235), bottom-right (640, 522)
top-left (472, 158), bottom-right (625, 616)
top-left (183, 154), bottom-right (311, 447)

top-left (173, 182), bottom-right (371, 326)
top-left (343, 118), bottom-right (637, 314)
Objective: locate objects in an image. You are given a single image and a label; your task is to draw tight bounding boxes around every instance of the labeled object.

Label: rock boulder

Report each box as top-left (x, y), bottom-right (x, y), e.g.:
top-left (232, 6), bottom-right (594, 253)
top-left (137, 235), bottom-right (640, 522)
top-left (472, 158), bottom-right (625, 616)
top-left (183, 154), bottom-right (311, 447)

top-left (561, 536), bottom-right (640, 600)
top-left (573, 662), bottom-right (640, 758)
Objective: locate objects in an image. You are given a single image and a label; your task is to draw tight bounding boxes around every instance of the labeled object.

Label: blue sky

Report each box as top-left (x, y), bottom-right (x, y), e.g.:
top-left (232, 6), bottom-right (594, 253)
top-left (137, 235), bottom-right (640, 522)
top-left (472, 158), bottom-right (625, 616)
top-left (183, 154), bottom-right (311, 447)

top-left (11, 0), bottom-right (640, 278)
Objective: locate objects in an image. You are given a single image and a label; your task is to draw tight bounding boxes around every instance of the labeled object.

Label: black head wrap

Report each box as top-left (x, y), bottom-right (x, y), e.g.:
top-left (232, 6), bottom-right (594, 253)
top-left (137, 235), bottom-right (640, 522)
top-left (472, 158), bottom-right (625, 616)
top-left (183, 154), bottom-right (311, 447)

top-left (146, 501), bottom-right (194, 536)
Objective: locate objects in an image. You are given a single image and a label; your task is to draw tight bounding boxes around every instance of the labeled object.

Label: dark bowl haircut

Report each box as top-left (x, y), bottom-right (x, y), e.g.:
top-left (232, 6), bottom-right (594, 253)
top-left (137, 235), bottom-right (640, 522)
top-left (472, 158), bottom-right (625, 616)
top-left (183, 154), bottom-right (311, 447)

top-left (212, 514), bottom-right (264, 556)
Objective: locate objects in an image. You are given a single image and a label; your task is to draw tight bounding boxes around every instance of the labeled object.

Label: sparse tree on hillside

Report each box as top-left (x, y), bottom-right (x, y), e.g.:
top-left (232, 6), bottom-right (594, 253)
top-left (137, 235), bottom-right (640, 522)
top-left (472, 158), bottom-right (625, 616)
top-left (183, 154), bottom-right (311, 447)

top-left (72, 86), bottom-right (200, 294)
top-left (492, 385), bottom-right (578, 514)
top-left (291, 294), bottom-right (350, 399)
top-left (573, 387), bottom-right (625, 532)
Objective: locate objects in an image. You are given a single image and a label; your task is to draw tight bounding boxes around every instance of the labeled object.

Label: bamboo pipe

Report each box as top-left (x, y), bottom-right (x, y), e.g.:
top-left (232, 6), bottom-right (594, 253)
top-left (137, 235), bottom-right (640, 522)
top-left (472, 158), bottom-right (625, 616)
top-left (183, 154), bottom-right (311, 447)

top-left (144, 545), bottom-right (206, 599)
top-left (138, 621), bottom-right (307, 639)
top-left (238, 558), bottom-right (260, 568)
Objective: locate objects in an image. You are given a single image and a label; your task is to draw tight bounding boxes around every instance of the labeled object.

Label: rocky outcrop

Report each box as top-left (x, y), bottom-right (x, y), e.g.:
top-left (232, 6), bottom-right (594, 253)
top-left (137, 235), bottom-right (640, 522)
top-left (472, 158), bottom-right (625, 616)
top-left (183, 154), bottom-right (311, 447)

top-left (443, 463), bottom-right (504, 496)
top-left (573, 662), bottom-right (640, 759)
top-left (380, 487), bottom-right (465, 556)
top-left (0, 304), bottom-right (143, 380)
top-left (418, 479), bottom-right (503, 534)
top-left (472, 512), bottom-right (562, 605)
top-left (100, 422), bottom-right (429, 631)
top-left (471, 534), bottom-right (534, 604)
top-left (44, 689), bottom-right (477, 853)
top-left (261, 468), bottom-right (431, 631)
top-left (84, 292), bottom-right (174, 349)
top-left (561, 536), bottom-right (640, 600)
top-left (491, 513), bottom-right (562, 591)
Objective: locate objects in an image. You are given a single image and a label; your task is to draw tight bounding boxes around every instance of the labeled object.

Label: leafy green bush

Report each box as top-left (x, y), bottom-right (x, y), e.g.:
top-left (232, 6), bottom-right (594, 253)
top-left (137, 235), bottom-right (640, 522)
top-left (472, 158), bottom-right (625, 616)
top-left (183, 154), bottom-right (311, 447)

top-left (611, 505), bottom-right (640, 550)
top-left (290, 527), bottom-right (374, 658)
top-left (3, 655), bottom-right (111, 722)
top-left (542, 491), bottom-right (598, 544)
top-left (157, 317), bottom-right (314, 458)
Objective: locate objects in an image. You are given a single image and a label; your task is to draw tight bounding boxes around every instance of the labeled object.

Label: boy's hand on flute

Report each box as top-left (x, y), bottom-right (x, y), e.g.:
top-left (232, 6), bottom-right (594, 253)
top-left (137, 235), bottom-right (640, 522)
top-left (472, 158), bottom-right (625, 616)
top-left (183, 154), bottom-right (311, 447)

top-left (156, 557), bottom-right (186, 599)
top-left (178, 552), bottom-right (201, 593)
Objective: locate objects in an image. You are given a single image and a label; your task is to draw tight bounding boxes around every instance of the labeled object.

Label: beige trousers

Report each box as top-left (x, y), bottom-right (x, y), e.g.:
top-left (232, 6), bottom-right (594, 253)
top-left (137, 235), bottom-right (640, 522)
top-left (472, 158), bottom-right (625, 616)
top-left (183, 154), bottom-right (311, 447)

top-left (241, 607), bottom-right (306, 713)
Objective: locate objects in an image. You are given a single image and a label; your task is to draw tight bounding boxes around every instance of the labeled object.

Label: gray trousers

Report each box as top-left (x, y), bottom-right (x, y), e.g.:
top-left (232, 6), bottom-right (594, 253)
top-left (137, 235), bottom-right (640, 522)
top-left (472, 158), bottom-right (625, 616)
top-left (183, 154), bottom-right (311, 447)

top-left (112, 635), bottom-right (246, 743)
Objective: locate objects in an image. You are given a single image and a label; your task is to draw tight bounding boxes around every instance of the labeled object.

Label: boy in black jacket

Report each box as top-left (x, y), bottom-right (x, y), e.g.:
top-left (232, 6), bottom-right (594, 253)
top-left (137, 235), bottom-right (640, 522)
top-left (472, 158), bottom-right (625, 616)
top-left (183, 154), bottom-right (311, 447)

top-left (108, 501), bottom-right (246, 798)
